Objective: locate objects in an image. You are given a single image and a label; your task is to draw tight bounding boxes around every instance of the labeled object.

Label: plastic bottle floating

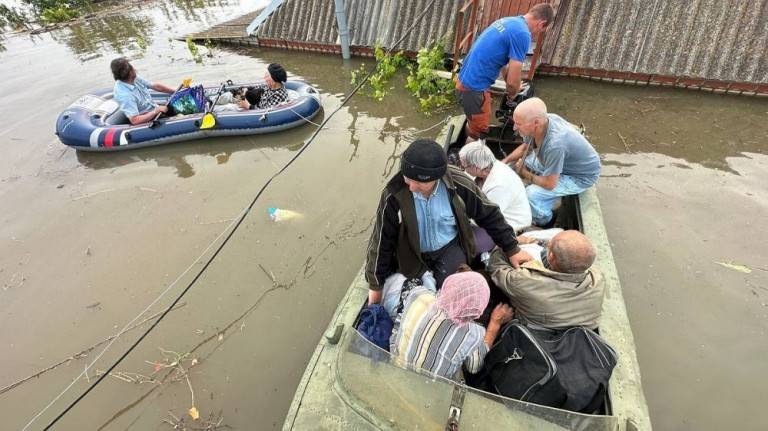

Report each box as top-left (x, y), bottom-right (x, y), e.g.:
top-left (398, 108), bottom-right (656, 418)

top-left (268, 207), bottom-right (304, 222)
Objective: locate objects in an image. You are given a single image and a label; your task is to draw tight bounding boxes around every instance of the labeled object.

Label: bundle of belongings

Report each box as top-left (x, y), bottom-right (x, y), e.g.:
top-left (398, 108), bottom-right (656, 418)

top-left (167, 84), bottom-right (206, 115)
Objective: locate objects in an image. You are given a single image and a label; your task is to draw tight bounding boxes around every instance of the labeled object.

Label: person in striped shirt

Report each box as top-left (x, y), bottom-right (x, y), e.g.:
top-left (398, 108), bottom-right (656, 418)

top-left (390, 266), bottom-right (513, 379)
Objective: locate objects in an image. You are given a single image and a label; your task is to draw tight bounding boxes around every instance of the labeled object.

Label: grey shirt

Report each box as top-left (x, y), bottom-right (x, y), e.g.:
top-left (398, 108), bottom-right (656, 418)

top-left (525, 114), bottom-right (600, 185)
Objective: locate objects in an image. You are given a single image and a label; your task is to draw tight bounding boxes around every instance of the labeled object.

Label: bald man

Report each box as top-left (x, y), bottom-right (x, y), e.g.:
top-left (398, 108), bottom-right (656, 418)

top-left (487, 230), bottom-right (605, 330)
top-left (502, 97), bottom-right (600, 226)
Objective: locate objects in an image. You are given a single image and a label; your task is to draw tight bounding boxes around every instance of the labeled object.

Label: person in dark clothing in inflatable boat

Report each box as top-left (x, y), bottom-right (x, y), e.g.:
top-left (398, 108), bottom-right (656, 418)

top-left (216, 63), bottom-right (290, 112)
top-left (110, 57), bottom-right (176, 125)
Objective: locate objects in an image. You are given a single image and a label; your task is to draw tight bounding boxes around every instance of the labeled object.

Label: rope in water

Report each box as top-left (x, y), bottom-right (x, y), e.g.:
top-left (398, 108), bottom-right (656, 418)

top-left (28, 0), bottom-right (441, 429)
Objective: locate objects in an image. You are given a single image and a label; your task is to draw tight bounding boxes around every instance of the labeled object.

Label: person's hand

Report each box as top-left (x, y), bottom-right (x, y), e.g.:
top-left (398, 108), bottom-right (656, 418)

top-left (237, 99), bottom-right (250, 110)
top-left (155, 105), bottom-right (168, 114)
top-left (368, 289), bottom-right (382, 305)
top-left (490, 303), bottom-right (514, 325)
top-left (505, 94), bottom-right (517, 108)
top-left (517, 235), bottom-right (535, 245)
top-left (507, 249), bottom-right (533, 269)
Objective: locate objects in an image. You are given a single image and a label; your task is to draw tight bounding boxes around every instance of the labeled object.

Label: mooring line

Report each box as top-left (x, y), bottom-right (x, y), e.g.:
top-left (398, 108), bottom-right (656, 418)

top-left (29, 1), bottom-right (440, 428)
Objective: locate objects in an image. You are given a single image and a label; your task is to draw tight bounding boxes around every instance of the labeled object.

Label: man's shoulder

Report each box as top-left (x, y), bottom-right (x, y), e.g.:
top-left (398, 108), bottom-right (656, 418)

top-left (546, 114), bottom-right (586, 147)
top-left (446, 165), bottom-right (475, 189)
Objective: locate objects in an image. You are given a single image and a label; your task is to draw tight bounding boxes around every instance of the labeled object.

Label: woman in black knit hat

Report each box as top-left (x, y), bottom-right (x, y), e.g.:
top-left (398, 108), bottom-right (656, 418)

top-left (364, 139), bottom-right (533, 304)
top-left (216, 63), bottom-right (290, 111)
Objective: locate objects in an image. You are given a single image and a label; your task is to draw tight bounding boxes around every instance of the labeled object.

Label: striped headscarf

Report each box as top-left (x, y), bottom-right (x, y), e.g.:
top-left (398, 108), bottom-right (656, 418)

top-left (435, 272), bottom-right (490, 326)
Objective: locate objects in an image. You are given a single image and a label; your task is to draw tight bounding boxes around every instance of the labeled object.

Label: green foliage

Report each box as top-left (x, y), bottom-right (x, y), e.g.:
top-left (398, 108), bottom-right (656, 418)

top-left (22, 0), bottom-right (89, 23)
top-left (40, 5), bottom-right (78, 23)
top-left (350, 41), bottom-right (454, 113)
top-left (350, 43), bottom-right (406, 101)
top-left (203, 38), bottom-right (215, 57)
top-left (406, 42), bottom-right (455, 113)
top-left (0, 5), bottom-right (28, 30)
top-left (186, 37), bottom-right (203, 63)
top-left (135, 35), bottom-right (147, 51)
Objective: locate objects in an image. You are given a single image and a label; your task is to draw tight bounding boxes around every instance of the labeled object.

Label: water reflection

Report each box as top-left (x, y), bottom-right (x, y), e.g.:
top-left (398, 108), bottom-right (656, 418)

top-left (161, 0), bottom-right (238, 23)
top-left (50, 13), bottom-right (154, 60)
top-left (535, 76), bottom-right (768, 173)
top-left (75, 121), bottom-right (316, 177)
top-left (40, 0), bottom-right (267, 60)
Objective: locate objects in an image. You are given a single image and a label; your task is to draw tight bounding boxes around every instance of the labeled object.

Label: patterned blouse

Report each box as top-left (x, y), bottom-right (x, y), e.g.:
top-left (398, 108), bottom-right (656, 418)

top-left (251, 83), bottom-right (289, 110)
top-left (390, 286), bottom-right (488, 379)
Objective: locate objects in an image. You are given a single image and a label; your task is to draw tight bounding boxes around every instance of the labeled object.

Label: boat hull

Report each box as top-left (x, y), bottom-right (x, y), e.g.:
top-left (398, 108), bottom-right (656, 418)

top-left (282, 115), bottom-right (651, 430)
top-left (55, 81), bottom-right (321, 151)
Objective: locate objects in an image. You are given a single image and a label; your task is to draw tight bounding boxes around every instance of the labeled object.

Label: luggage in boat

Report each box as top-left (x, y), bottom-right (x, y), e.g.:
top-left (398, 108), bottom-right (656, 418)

top-left (168, 84), bottom-right (206, 115)
top-left (480, 322), bottom-right (617, 413)
top-left (356, 304), bottom-right (393, 351)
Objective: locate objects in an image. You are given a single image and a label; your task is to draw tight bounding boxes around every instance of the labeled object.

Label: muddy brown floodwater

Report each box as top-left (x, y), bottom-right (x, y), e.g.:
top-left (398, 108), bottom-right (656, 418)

top-left (1, 1), bottom-right (766, 429)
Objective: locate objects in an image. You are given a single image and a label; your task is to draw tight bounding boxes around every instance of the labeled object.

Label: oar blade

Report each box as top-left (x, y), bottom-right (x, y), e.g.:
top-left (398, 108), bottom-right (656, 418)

top-left (199, 113), bottom-right (216, 129)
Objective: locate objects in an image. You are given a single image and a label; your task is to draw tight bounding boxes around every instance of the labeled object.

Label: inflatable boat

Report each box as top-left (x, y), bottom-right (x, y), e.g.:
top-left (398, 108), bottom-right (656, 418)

top-left (55, 81), bottom-right (321, 151)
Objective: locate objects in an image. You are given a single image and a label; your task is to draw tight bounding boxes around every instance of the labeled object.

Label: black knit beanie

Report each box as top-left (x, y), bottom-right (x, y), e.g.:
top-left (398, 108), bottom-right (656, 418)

top-left (401, 139), bottom-right (447, 182)
top-left (267, 63), bottom-right (287, 83)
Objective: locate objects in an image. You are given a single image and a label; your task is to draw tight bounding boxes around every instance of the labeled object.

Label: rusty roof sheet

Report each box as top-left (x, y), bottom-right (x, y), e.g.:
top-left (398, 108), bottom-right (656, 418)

top-left (254, 0), bottom-right (463, 52)
top-left (544, 0), bottom-right (768, 83)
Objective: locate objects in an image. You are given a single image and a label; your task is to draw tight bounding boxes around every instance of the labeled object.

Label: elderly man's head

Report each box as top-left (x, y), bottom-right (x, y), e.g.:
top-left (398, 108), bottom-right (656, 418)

top-left (401, 139), bottom-right (447, 197)
top-left (512, 97), bottom-right (548, 138)
top-left (547, 230), bottom-right (597, 273)
top-left (458, 141), bottom-right (496, 178)
top-left (110, 57), bottom-right (135, 82)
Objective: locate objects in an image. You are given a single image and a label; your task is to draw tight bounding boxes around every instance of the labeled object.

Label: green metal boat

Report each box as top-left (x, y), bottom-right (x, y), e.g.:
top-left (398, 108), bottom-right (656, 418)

top-left (283, 116), bottom-right (651, 430)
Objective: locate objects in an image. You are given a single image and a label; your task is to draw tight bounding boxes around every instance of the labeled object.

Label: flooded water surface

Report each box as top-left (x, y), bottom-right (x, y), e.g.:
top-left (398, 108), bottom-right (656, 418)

top-left (1, 1), bottom-right (767, 429)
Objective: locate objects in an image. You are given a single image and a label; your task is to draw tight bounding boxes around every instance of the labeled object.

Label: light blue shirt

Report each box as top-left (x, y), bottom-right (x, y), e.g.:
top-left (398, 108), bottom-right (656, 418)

top-left (524, 114), bottom-right (601, 185)
top-left (113, 76), bottom-right (156, 118)
top-left (413, 180), bottom-right (457, 252)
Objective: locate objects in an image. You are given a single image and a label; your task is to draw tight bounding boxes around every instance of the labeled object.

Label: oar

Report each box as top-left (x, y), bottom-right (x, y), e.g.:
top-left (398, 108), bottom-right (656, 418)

top-left (199, 83), bottom-right (227, 130)
top-left (150, 78), bottom-right (192, 129)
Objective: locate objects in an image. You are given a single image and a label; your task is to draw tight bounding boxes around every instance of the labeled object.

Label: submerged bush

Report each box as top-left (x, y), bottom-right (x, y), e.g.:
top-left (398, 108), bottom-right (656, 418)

top-left (406, 42), bottom-right (455, 113)
top-left (351, 44), bottom-right (407, 100)
top-left (350, 41), bottom-right (455, 113)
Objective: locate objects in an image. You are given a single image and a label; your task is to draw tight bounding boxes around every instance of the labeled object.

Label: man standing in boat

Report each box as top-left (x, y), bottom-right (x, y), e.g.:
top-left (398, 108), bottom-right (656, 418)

top-left (365, 139), bottom-right (532, 304)
top-left (110, 57), bottom-right (176, 125)
top-left (456, 3), bottom-right (554, 143)
top-left (502, 97), bottom-right (601, 227)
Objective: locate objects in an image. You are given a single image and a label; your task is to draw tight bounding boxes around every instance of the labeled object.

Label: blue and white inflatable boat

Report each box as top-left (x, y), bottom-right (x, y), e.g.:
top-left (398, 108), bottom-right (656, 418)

top-left (55, 81), bottom-right (321, 151)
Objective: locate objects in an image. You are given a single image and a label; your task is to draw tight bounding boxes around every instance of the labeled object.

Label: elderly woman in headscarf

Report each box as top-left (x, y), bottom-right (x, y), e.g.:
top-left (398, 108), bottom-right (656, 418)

top-left (390, 266), bottom-right (513, 379)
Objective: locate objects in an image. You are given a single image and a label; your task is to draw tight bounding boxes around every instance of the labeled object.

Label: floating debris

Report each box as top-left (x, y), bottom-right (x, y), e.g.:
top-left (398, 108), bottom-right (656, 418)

top-left (715, 261), bottom-right (752, 274)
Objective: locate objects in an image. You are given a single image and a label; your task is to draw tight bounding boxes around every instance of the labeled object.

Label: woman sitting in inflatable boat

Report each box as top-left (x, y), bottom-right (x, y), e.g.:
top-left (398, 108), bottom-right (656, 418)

top-left (215, 63), bottom-right (290, 112)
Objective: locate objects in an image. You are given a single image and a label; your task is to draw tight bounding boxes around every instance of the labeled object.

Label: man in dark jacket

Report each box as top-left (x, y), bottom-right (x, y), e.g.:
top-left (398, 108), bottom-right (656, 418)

top-left (365, 139), bottom-right (532, 304)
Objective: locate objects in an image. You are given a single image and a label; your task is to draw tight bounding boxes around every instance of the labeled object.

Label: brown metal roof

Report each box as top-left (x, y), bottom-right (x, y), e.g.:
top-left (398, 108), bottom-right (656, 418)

top-left (255, 0), bottom-right (463, 52)
top-left (542, 0), bottom-right (768, 84)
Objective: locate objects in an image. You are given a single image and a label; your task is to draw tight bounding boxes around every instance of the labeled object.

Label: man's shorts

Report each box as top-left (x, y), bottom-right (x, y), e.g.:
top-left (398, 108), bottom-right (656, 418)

top-left (455, 80), bottom-right (491, 139)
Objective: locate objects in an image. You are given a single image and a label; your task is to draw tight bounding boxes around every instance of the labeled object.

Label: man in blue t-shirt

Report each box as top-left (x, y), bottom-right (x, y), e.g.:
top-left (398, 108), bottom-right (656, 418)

top-left (110, 57), bottom-right (176, 125)
top-left (502, 97), bottom-right (601, 226)
top-left (456, 4), bottom-right (553, 142)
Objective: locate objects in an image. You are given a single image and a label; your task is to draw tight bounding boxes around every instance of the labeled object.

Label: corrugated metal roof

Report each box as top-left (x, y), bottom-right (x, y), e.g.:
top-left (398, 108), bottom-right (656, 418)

top-left (544, 0), bottom-right (768, 83)
top-left (254, 0), bottom-right (463, 52)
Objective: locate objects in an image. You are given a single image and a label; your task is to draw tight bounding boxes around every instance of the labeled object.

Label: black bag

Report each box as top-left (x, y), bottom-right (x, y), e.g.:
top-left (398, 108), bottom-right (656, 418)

top-left (483, 322), bottom-right (617, 413)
